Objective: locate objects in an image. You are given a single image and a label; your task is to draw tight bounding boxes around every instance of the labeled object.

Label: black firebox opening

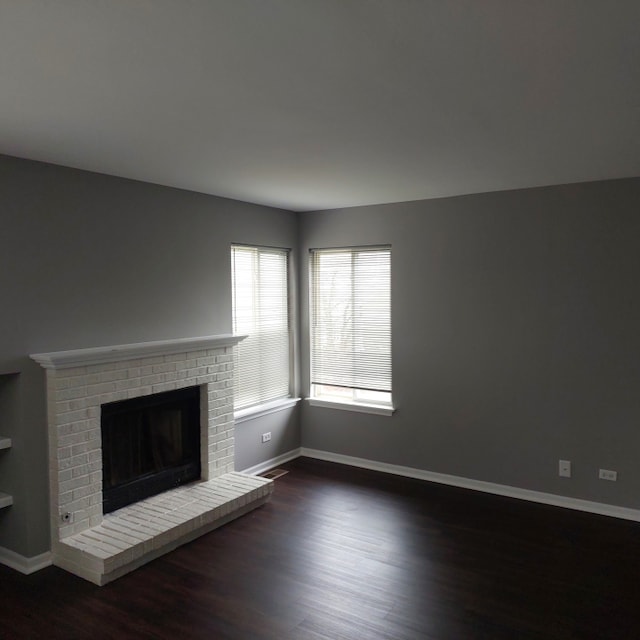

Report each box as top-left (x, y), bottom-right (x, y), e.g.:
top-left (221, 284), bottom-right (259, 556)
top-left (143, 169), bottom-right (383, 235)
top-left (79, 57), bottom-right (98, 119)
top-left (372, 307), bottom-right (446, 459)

top-left (101, 386), bottom-right (201, 514)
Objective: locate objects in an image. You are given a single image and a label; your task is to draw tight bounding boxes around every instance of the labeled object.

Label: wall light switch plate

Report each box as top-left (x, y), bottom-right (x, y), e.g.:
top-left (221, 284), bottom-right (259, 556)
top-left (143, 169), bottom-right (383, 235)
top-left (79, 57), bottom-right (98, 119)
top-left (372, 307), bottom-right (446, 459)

top-left (559, 460), bottom-right (571, 478)
top-left (599, 469), bottom-right (617, 481)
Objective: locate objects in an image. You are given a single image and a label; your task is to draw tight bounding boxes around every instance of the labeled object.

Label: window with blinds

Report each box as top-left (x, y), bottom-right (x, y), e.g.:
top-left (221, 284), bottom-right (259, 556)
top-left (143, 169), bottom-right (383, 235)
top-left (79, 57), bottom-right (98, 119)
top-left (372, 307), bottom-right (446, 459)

top-left (231, 245), bottom-right (291, 411)
top-left (309, 246), bottom-right (392, 407)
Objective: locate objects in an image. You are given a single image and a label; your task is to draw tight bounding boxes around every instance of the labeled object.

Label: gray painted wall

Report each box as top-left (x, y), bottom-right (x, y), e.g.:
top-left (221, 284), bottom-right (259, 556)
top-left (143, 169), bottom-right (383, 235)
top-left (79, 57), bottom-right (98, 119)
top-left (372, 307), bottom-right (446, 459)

top-left (2, 152), bottom-right (639, 560)
top-left (299, 178), bottom-right (640, 510)
top-left (0, 154), bottom-right (300, 557)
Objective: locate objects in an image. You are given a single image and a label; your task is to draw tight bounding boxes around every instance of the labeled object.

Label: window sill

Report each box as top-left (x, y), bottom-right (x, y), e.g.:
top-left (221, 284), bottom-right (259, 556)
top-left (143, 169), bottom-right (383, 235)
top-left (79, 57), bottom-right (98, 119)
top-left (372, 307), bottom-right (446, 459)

top-left (234, 397), bottom-right (301, 424)
top-left (306, 397), bottom-right (395, 416)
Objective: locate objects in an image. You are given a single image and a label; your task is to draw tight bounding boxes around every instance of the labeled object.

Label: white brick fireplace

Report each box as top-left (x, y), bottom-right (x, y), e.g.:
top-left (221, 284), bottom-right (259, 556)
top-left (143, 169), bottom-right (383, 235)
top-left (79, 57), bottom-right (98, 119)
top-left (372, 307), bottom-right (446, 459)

top-left (31, 335), bottom-right (273, 585)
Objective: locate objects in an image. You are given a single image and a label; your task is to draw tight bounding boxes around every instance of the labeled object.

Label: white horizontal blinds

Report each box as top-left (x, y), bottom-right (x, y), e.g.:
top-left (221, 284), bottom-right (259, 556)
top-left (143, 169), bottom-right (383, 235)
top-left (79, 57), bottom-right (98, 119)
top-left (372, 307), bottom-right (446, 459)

top-left (310, 246), bottom-right (391, 393)
top-left (232, 245), bottom-right (290, 410)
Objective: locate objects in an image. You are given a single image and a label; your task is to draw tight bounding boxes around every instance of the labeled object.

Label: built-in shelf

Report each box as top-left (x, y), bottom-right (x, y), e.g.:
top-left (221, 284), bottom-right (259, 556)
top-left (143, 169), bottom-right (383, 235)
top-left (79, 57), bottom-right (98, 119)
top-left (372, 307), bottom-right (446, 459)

top-left (0, 436), bottom-right (12, 508)
top-left (0, 373), bottom-right (18, 512)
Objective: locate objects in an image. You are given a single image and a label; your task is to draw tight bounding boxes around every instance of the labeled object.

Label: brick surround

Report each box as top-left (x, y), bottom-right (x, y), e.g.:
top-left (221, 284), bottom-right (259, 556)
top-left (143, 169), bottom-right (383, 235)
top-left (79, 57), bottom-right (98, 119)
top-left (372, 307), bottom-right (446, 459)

top-left (31, 335), bottom-right (273, 585)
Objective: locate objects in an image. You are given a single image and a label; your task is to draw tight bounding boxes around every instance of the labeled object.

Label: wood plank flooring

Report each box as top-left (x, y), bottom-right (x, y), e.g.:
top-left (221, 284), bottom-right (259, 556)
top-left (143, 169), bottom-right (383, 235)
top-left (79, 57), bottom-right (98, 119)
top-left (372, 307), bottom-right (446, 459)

top-left (1, 457), bottom-right (640, 639)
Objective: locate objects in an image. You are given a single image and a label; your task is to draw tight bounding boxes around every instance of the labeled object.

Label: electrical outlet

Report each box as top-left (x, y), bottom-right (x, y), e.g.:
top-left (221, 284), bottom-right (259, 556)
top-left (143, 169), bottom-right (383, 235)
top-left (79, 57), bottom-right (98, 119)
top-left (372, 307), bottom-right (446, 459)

top-left (558, 460), bottom-right (571, 478)
top-left (599, 469), bottom-right (617, 481)
top-left (261, 432), bottom-right (272, 443)
top-left (61, 512), bottom-right (73, 524)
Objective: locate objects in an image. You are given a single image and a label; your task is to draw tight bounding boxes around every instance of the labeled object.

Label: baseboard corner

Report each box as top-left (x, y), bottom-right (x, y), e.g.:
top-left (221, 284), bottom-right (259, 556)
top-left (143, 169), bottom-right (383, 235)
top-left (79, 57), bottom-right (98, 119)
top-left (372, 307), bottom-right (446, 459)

top-left (0, 545), bottom-right (52, 574)
top-left (241, 447), bottom-right (302, 476)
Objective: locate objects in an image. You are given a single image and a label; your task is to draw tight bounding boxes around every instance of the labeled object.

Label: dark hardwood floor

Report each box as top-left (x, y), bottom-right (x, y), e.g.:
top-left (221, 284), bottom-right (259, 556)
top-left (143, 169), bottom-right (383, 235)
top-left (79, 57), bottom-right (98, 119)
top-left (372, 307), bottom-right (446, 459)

top-left (2, 457), bottom-right (640, 639)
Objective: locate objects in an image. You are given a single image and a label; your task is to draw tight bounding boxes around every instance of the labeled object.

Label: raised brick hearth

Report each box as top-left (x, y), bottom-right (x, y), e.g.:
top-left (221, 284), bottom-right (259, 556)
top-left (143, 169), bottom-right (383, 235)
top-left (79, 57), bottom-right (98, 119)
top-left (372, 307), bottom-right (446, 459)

top-left (31, 335), bottom-right (273, 585)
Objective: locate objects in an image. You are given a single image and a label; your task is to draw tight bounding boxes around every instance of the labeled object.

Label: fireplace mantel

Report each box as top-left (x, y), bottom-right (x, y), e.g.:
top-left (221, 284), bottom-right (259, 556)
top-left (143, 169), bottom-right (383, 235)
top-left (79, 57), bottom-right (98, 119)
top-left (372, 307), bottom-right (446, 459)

top-left (31, 334), bottom-right (246, 370)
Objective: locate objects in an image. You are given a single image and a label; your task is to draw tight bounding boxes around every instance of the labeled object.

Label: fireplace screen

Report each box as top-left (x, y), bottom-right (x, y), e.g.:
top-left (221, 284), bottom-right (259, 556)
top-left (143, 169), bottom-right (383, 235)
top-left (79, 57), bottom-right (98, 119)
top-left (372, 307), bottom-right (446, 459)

top-left (101, 386), bottom-right (201, 514)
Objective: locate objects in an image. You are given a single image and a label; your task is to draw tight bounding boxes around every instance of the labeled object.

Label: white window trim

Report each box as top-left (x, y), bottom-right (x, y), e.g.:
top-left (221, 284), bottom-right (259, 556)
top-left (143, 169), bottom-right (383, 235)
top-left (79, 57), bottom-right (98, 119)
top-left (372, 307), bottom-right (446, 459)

top-left (234, 397), bottom-right (301, 424)
top-left (232, 244), bottom-right (293, 411)
top-left (306, 397), bottom-right (395, 416)
top-left (309, 245), bottom-right (393, 414)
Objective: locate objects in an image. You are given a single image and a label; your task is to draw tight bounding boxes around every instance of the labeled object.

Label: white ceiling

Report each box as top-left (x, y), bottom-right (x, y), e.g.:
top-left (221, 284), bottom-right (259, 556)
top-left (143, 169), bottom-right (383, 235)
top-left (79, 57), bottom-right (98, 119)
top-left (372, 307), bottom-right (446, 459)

top-left (1, 1), bottom-right (639, 211)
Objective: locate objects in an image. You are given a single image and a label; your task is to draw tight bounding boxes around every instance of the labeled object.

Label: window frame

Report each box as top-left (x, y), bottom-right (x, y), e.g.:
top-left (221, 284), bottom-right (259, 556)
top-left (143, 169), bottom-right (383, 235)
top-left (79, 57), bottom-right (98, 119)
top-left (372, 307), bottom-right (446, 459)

top-left (231, 244), bottom-right (294, 414)
top-left (308, 245), bottom-right (394, 416)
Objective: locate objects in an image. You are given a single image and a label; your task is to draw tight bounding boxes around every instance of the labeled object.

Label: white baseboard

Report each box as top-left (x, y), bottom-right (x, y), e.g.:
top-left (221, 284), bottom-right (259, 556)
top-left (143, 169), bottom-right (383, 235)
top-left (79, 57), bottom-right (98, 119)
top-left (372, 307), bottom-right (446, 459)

top-left (241, 448), bottom-right (302, 476)
top-left (300, 447), bottom-right (640, 523)
top-left (0, 546), bottom-right (52, 574)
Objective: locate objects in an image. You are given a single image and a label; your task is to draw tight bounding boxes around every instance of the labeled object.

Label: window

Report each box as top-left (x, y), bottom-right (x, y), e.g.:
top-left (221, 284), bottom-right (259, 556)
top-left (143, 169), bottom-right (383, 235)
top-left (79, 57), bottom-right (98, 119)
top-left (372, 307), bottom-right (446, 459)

top-left (231, 245), bottom-right (291, 411)
top-left (309, 246), bottom-right (393, 413)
